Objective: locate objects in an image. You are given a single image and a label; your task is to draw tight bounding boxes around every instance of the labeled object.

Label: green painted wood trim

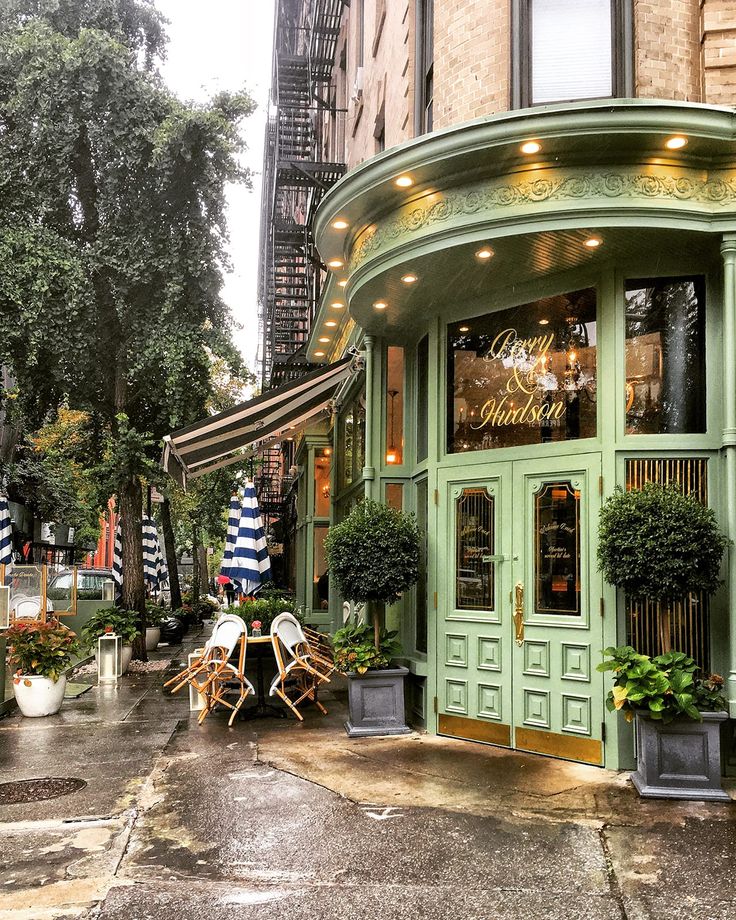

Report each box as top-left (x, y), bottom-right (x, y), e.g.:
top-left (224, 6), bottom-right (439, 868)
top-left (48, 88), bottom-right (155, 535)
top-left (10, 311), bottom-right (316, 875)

top-left (721, 236), bottom-right (736, 715)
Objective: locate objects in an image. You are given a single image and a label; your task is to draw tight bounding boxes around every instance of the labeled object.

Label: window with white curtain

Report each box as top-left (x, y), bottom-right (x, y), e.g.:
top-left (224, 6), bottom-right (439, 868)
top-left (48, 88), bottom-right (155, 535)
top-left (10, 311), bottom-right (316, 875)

top-left (513, 0), bottom-right (632, 108)
top-left (531, 0), bottom-right (612, 104)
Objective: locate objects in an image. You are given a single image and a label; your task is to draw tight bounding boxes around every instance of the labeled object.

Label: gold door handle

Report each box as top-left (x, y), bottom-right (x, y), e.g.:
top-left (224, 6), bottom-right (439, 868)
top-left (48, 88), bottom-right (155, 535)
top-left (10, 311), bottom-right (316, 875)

top-left (513, 582), bottom-right (524, 646)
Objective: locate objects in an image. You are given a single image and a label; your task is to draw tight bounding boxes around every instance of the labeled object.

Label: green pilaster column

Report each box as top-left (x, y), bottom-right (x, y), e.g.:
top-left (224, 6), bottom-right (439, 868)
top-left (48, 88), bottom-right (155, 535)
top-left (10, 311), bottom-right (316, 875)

top-left (721, 236), bottom-right (736, 716)
top-left (363, 335), bottom-right (376, 500)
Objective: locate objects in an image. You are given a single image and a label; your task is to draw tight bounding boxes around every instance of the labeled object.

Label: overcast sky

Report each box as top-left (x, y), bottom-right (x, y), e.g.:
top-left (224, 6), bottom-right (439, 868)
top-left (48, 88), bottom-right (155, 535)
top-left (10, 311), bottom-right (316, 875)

top-left (155, 0), bottom-right (276, 372)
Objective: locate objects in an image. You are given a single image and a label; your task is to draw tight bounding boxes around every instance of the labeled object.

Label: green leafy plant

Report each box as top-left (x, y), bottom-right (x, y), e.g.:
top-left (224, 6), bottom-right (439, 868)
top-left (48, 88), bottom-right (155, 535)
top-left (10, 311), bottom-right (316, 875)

top-left (7, 620), bottom-right (80, 682)
top-left (598, 484), bottom-right (729, 601)
top-left (80, 608), bottom-right (140, 648)
top-left (597, 645), bottom-right (726, 723)
top-left (332, 622), bottom-right (401, 674)
top-left (229, 596), bottom-right (299, 633)
top-left (145, 603), bottom-right (167, 627)
top-left (325, 500), bottom-right (420, 656)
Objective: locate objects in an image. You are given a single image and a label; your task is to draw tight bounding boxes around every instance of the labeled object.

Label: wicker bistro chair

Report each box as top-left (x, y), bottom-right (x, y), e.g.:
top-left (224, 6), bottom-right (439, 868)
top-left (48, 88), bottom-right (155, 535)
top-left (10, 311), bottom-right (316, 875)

top-left (269, 613), bottom-right (332, 721)
top-left (166, 614), bottom-right (254, 726)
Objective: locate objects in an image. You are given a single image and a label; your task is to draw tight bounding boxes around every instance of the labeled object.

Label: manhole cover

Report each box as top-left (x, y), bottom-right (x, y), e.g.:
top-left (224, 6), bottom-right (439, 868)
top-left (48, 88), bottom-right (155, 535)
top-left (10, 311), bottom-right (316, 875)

top-left (0, 778), bottom-right (87, 805)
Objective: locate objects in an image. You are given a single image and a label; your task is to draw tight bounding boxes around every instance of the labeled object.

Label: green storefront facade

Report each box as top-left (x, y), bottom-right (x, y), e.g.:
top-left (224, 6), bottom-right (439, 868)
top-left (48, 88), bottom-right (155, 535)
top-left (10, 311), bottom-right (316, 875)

top-left (292, 99), bottom-right (736, 770)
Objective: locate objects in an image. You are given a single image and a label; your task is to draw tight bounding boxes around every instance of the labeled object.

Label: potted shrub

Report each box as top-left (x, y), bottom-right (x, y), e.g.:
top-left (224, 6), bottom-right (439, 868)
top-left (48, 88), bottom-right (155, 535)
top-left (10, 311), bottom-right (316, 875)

top-left (81, 608), bottom-right (140, 673)
top-left (325, 499), bottom-right (420, 737)
top-left (598, 483), bottom-right (729, 651)
top-left (7, 620), bottom-right (80, 717)
top-left (145, 603), bottom-right (166, 651)
top-left (598, 646), bottom-right (730, 801)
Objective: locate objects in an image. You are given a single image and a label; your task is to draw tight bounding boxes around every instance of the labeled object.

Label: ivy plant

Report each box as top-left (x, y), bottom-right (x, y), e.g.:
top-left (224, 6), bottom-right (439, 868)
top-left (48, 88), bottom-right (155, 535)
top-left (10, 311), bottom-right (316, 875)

top-left (597, 483), bottom-right (729, 601)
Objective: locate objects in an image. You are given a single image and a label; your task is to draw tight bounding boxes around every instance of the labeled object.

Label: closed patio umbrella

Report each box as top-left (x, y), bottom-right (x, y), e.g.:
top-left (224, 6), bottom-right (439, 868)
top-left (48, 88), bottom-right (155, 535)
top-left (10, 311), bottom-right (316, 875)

top-left (143, 515), bottom-right (168, 590)
top-left (222, 480), bottom-right (271, 595)
top-left (0, 494), bottom-right (12, 576)
top-left (219, 491), bottom-right (242, 586)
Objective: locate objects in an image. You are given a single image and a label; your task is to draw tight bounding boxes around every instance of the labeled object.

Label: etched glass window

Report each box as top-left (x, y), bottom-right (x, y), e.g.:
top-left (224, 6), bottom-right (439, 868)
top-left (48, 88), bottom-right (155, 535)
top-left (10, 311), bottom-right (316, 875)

top-left (448, 289), bottom-right (597, 453)
top-left (455, 488), bottom-right (495, 611)
top-left (534, 481), bottom-right (581, 616)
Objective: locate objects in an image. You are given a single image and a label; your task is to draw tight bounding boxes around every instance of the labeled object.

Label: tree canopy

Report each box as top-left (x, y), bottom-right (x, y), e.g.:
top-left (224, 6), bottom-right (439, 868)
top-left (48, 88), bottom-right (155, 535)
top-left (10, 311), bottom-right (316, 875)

top-left (0, 0), bottom-right (256, 628)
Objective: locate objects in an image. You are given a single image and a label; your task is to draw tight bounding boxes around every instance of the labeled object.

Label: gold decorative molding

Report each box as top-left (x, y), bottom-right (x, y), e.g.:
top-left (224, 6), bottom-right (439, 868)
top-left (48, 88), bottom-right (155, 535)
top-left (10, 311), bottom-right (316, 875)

top-left (349, 169), bottom-right (736, 271)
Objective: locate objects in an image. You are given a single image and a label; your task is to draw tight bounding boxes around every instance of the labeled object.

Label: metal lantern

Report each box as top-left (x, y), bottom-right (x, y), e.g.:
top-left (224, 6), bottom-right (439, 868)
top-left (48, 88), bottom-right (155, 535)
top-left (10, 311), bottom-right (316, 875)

top-left (97, 631), bottom-right (122, 683)
top-left (188, 650), bottom-right (206, 712)
top-left (102, 580), bottom-right (116, 602)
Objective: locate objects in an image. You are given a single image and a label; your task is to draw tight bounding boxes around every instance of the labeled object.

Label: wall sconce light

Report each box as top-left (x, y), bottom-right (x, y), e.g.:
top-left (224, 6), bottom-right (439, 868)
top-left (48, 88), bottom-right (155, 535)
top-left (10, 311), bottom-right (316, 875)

top-left (386, 388), bottom-right (401, 464)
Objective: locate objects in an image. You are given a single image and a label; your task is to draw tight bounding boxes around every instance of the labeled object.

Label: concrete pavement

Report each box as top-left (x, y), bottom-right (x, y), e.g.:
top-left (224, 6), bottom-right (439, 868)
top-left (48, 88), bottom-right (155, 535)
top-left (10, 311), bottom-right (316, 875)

top-left (0, 628), bottom-right (734, 920)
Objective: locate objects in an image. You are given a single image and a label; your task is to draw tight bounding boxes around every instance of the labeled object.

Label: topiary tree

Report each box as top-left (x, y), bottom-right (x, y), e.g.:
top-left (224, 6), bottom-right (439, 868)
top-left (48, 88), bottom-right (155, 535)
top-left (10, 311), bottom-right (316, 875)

top-left (598, 483), bottom-right (729, 651)
top-left (324, 499), bottom-right (420, 650)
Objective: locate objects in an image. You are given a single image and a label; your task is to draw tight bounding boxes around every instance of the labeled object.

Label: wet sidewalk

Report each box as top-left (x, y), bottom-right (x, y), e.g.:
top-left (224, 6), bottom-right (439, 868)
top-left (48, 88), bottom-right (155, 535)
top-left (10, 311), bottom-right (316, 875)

top-left (0, 629), bottom-right (734, 920)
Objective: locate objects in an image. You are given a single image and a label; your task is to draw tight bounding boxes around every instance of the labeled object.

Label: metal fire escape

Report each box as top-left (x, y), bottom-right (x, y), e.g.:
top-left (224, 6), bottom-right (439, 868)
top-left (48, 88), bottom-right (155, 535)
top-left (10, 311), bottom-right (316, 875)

top-left (258, 0), bottom-right (347, 389)
top-left (255, 0), bottom-right (347, 549)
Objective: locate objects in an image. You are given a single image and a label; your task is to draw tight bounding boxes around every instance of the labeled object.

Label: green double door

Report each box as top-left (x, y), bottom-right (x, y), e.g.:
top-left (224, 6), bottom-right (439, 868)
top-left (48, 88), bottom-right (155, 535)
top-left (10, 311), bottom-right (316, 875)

top-left (437, 454), bottom-right (605, 766)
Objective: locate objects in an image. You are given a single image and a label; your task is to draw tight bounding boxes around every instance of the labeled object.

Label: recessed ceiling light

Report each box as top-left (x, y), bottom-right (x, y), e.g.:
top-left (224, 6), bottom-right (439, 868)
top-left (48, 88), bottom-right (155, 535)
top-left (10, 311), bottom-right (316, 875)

top-left (325, 320), bottom-right (338, 327)
top-left (401, 273), bottom-right (418, 284)
top-left (327, 258), bottom-right (344, 269)
top-left (337, 279), bottom-right (348, 287)
top-left (314, 351), bottom-right (325, 357)
top-left (318, 336), bottom-right (330, 343)
top-left (459, 325), bottom-right (470, 333)
top-left (665, 135), bottom-right (688, 150)
top-left (520, 140), bottom-right (542, 155)
top-left (332, 218), bottom-right (349, 230)
top-left (330, 301), bottom-right (344, 309)
top-left (539, 318), bottom-right (549, 326)
top-left (583, 237), bottom-right (602, 249)
top-left (373, 300), bottom-right (388, 310)
top-left (475, 247), bottom-right (494, 260)
top-left (394, 175), bottom-right (414, 188)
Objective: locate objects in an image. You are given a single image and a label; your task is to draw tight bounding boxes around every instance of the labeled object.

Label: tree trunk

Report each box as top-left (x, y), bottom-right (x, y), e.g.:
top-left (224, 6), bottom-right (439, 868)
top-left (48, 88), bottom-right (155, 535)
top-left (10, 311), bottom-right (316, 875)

top-left (120, 475), bottom-right (147, 660)
top-left (198, 543), bottom-right (209, 596)
top-left (191, 523), bottom-right (201, 619)
top-left (160, 496), bottom-right (181, 610)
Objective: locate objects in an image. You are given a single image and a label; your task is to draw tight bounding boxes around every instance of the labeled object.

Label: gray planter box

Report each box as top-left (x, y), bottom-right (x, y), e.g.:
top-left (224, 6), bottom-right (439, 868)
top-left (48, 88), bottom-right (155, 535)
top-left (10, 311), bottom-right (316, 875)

top-left (632, 711), bottom-right (730, 801)
top-left (345, 666), bottom-right (411, 737)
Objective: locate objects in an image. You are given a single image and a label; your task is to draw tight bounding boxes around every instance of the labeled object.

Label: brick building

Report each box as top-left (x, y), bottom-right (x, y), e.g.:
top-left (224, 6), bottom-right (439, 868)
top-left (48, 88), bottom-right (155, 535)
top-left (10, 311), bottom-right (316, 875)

top-left (168, 1), bottom-right (736, 770)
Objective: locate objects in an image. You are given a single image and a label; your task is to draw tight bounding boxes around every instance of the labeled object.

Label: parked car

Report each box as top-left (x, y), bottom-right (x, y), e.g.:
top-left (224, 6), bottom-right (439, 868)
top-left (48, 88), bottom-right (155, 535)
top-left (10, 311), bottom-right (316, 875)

top-left (47, 567), bottom-right (116, 602)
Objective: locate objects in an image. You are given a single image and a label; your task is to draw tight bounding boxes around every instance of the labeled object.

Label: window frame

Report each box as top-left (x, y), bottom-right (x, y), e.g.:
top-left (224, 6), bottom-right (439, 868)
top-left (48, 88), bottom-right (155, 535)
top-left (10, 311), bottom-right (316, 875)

top-left (511, 0), bottom-right (634, 109)
top-left (414, 0), bottom-right (434, 135)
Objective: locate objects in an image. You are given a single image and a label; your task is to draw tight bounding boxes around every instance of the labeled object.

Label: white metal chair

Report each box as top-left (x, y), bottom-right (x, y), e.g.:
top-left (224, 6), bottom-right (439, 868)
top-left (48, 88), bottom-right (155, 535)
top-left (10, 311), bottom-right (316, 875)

top-left (269, 612), bottom-right (331, 721)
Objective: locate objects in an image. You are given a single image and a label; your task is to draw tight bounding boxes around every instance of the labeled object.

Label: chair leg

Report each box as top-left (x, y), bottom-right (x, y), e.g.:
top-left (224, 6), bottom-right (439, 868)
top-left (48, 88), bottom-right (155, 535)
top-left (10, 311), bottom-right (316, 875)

top-left (227, 684), bottom-right (252, 726)
top-left (274, 686), bottom-right (304, 721)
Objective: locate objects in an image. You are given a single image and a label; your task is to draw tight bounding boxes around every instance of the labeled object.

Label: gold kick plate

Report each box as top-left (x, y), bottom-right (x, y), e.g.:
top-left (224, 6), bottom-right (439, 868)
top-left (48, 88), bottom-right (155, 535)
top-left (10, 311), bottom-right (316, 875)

top-left (513, 581), bottom-right (525, 646)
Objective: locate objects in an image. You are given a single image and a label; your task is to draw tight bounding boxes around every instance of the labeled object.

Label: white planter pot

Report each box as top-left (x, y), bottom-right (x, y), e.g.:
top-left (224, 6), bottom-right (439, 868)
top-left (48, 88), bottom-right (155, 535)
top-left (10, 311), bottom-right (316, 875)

top-left (121, 644), bottom-right (133, 674)
top-left (145, 627), bottom-right (161, 651)
top-left (13, 674), bottom-right (67, 717)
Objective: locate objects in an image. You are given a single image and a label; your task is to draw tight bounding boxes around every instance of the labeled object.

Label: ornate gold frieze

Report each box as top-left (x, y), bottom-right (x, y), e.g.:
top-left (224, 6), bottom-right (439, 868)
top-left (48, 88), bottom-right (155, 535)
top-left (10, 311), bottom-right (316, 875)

top-left (349, 169), bottom-right (736, 271)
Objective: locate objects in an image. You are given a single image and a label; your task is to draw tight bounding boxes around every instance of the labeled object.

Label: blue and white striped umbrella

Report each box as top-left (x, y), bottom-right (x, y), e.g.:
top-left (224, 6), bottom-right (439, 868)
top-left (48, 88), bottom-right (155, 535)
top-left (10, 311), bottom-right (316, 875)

top-left (113, 517), bottom-right (168, 591)
top-left (0, 494), bottom-right (13, 577)
top-left (143, 515), bottom-right (168, 590)
top-left (112, 522), bottom-right (123, 586)
top-left (220, 491), bottom-right (242, 580)
top-left (221, 480), bottom-right (271, 595)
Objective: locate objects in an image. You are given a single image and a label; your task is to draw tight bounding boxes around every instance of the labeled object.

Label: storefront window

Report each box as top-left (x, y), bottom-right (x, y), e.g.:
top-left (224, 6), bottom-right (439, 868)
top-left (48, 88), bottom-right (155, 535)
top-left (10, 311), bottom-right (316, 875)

top-left (339, 388), bottom-right (366, 491)
top-left (313, 448), bottom-right (332, 517)
top-left (624, 277), bottom-right (706, 435)
top-left (313, 524), bottom-right (329, 610)
top-left (416, 335), bottom-right (429, 462)
top-left (447, 289), bottom-right (597, 453)
top-left (385, 482), bottom-right (403, 510)
top-left (385, 346), bottom-right (404, 465)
